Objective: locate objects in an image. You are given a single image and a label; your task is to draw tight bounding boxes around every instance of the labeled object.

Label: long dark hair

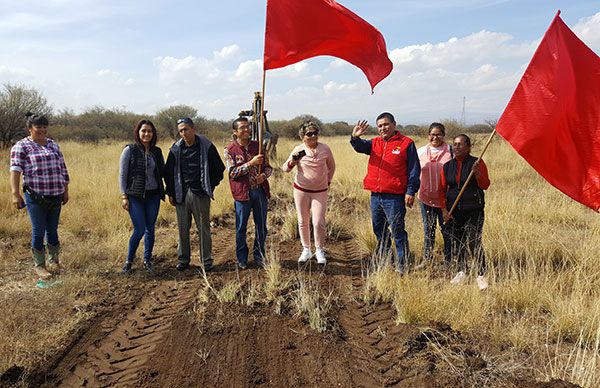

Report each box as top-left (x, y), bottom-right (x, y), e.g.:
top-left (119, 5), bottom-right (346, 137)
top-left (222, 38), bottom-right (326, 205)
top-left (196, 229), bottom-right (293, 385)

top-left (133, 119), bottom-right (157, 147)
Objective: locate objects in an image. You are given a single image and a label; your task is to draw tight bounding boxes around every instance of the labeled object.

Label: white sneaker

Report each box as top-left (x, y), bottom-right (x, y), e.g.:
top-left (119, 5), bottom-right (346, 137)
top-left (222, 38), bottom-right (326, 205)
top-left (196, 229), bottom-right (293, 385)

top-left (450, 271), bottom-right (466, 285)
top-left (315, 248), bottom-right (327, 265)
top-left (298, 247), bottom-right (313, 263)
top-left (476, 275), bottom-right (489, 291)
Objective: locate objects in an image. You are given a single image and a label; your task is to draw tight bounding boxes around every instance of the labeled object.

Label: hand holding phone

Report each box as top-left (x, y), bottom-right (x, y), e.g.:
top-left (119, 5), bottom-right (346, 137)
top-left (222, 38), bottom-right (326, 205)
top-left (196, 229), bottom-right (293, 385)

top-left (292, 149), bottom-right (306, 161)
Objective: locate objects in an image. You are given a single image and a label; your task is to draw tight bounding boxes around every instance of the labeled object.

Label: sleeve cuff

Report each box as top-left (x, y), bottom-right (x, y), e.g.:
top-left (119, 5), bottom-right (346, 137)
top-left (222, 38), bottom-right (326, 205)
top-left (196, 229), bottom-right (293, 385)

top-left (10, 166), bottom-right (23, 173)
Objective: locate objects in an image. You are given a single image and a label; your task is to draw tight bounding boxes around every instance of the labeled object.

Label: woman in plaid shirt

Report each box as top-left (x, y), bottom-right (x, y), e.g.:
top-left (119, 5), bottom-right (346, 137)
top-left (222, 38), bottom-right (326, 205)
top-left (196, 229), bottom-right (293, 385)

top-left (10, 113), bottom-right (70, 280)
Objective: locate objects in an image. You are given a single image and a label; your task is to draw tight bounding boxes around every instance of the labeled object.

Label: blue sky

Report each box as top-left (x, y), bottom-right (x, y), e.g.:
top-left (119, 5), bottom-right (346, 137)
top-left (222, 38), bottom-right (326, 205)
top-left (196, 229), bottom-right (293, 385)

top-left (0, 0), bottom-right (598, 124)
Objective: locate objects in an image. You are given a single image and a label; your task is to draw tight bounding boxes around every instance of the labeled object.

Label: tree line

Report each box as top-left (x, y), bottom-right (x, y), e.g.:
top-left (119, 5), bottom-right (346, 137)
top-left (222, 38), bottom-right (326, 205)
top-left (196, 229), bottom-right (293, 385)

top-left (0, 84), bottom-right (494, 148)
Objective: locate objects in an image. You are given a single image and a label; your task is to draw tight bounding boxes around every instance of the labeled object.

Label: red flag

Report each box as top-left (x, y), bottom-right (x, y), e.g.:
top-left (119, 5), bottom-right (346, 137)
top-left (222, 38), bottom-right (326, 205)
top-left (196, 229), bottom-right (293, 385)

top-left (264, 0), bottom-right (393, 92)
top-left (496, 11), bottom-right (600, 211)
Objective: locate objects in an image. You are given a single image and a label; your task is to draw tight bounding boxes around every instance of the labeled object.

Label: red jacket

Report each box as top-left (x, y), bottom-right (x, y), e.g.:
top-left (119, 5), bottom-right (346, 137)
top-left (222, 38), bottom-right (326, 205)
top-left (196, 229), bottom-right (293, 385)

top-left (351, 131), bottom-right (421, 196)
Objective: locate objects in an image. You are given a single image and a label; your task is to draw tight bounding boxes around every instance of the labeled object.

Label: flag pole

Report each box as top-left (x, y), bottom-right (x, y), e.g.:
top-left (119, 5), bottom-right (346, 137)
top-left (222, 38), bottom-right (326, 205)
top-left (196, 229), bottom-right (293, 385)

top-left (446, 129), bottom-right (497, 219)
top-left (259, 69), bottom-right (266, 157)
top-left (257, 68), bottom-right (266, 174)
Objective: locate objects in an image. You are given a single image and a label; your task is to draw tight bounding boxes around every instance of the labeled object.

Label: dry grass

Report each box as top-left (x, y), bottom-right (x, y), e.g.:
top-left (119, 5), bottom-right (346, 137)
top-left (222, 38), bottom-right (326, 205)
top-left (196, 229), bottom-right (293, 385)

top-left (2, 134), bottom-right (600, 385)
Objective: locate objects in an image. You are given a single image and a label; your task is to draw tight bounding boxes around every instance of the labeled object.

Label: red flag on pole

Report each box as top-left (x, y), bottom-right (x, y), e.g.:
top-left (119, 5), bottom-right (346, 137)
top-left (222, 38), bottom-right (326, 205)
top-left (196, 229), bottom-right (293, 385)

top-left (495, 11), bottom-right (600, 211)
top-left (264, 0), bottom-right (393, 92)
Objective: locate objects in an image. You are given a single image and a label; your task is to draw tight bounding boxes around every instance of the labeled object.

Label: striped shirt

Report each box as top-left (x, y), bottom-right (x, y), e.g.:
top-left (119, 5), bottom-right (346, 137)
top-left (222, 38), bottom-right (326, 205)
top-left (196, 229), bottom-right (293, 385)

top-left (10, 137), bottom-right (70, 196)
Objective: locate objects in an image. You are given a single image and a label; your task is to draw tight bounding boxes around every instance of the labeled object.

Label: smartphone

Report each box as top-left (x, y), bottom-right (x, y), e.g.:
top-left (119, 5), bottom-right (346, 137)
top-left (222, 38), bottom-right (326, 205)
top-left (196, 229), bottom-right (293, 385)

top-left (292, 150), bottom-right (307, 161)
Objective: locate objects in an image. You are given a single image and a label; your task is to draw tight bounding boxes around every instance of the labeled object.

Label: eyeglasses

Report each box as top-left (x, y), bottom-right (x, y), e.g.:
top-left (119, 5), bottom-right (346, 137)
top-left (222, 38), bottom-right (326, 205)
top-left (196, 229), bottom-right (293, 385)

top-left (177, 118), bottom-right (193, 125)
top-left (305, 131), bottom-right (319, 137)
top-left (429, 133), bottom-right (444, 137)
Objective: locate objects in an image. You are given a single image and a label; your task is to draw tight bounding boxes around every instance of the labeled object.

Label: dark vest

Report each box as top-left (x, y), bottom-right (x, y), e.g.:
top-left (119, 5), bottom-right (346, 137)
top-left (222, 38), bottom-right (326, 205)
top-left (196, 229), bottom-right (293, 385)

top-left (443, 155), bottom-right (484, 211)
top-left (125, 144), bottom-right (165, 199)
top-left (225, 140), bottom-right (270, 201)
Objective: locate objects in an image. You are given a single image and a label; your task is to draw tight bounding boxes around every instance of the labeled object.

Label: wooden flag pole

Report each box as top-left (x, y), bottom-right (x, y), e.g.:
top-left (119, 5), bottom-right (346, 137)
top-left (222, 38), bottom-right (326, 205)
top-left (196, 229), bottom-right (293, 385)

top-left (258, 69), bottom-right (267, 174)
top-left (446, 129), bottom-right (497, 219)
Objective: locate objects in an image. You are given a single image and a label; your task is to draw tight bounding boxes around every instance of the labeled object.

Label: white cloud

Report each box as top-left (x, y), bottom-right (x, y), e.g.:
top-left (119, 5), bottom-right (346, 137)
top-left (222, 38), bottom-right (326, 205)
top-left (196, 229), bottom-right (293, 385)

top-left (232, 60), bottom-right (261, 82)
top-left (573, 12), bottom-right (600, 52)
top-left (154, 56), bottom-right (221, 86)
top-left (323, 81), bottom-right (359, 95)
top-left (0, 65), bottom-right (32, 78)
top-left (96, 69), bottom-right (119, 77)
top-left (328, 58), bottom-right (349, 69)
top-left (213, 44), bottom-right (241, 61)
top-left (389, 30), bottom-right (534, 73)
top-left (269, 62), bottom-right (309, 78)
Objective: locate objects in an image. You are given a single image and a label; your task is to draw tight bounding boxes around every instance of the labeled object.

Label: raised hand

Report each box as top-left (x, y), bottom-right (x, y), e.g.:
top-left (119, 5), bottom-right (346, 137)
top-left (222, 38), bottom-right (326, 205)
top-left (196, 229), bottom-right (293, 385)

top-left (352, 120), bottom-right (369, 138)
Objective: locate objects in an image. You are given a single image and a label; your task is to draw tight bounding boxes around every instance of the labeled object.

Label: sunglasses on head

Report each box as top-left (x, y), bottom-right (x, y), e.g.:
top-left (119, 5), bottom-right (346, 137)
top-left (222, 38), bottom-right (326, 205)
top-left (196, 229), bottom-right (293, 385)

top-left (305, 131), bottom-right (318, 137)
top-left (177, 118), bottom-right (193, 125)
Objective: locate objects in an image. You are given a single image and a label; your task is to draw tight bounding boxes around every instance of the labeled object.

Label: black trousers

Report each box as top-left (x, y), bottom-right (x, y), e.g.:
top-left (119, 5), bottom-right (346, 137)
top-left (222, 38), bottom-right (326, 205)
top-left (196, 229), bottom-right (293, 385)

top-left (447, 208), bottom-right (486, 276)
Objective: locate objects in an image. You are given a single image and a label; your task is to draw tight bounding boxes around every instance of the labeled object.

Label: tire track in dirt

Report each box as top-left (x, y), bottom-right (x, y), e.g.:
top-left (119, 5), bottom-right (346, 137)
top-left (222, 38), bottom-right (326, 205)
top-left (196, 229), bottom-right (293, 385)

top-left (336, 239), bottom-right (411, 387)
top-left (56, 279), bottom-right (197, 387)
top-left (52, 227), bottom-right (237, 387)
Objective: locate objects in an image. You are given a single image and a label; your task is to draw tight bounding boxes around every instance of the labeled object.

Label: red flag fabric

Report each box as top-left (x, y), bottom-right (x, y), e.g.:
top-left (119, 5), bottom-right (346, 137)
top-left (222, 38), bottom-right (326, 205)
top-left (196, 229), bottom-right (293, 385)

top-left (495, 11), bottom-right (600, 211)
top-left (264, 0), bottom-right (393, 92)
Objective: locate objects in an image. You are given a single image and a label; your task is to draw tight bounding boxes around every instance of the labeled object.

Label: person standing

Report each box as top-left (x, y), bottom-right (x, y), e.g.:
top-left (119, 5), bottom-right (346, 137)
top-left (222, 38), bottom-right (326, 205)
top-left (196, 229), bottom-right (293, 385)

top-left (350, 112), bottom-right (420, 274)
top-left (164, 117), bottom-right (225, 272)
top-left (10, 112), bottom-right (70, 279)
top-left (282, 122), bottom-right (336, 265)
top-left (224, 117), bottom-right (272, 269)
top-left (441, 134), bottom-right (490, 290)
top-left (119, 119), bottom-right (165, 274)
top-left (417, 122), bottom-right (453, 265)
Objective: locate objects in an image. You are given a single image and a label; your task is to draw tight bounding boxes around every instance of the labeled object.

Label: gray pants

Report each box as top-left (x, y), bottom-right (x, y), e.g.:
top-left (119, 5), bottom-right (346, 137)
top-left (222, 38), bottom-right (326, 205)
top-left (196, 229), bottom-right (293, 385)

top-left (176, 189), bottom-right (212, 267)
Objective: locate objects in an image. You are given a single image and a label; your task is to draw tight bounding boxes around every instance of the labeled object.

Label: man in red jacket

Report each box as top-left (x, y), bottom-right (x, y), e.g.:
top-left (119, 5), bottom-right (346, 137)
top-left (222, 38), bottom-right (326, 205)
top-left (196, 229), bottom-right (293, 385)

top-left (224, 117), bottom-right (272, 269)
top-left (350, 112), bottom-right (421, 274)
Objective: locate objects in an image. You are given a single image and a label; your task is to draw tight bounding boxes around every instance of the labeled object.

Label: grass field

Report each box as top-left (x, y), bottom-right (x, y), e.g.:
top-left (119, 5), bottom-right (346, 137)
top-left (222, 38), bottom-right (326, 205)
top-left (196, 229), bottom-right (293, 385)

top-left (1, 133), bottom-right (599, 386)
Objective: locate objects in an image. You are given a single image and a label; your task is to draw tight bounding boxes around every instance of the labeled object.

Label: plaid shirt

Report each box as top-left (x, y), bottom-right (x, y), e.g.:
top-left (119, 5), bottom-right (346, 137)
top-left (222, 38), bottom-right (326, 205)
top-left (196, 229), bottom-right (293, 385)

top-left (10, 137), bottom-right (70, 196)
top-left (223, 142), bottom-right (272, 188)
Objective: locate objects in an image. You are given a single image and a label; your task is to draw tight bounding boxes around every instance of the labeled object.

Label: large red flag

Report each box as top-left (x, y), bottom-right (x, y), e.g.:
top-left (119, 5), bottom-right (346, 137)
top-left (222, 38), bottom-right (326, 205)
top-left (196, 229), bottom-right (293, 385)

top-left (495, 11), bottom-right (600, 211)
top-left (264, 0), bottom-right (393, 92)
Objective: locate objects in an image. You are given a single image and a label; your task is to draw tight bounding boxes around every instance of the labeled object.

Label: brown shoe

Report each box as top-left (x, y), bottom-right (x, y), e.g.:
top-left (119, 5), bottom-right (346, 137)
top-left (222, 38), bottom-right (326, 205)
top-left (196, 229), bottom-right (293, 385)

top-left (34, 266), bottom-right (52, 280)
top-left (47, 261), bottom-right (63, 274)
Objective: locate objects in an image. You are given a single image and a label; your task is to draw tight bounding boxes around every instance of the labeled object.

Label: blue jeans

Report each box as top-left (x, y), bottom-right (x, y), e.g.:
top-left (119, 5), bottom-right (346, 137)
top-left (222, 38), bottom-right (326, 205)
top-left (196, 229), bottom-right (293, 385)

top-left (420, 203), bottom-right (451, 264)
top-left (234, 188), bottom-right (268, 265)
top-left (25, 191), bottom-right (62, 251)
top-left (370, 193), bottom-right (408, 271)
top-left (126, 193), bottom-right (161, 263)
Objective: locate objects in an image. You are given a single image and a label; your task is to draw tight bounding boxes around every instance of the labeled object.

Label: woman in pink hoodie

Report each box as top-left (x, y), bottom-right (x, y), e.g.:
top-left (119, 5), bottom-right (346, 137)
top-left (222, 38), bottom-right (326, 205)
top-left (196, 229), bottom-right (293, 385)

top-left (282, 122), bottom-right (336, 265)
top-left (417, 122), bottom-right (453, 266)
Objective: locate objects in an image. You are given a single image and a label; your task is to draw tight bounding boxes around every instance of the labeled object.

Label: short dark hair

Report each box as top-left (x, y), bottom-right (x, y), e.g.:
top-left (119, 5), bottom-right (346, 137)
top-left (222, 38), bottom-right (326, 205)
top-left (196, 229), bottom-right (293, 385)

top-left (429, 122), bottom-right (446, 136)
top-left (298, 121), bottom-right (320, 138)
top-left (232, 116), bottom-right (249, 130)
top-left (376, 112), bottom-right (395, 124)
top-left (177, 117), bottom-right (194, 127)
top-left (133, 119), bottom-right (157, 147)
top-left (455, 133), bottom-right (471, 147)
top-left (25, 112), bottom-right (49, 128)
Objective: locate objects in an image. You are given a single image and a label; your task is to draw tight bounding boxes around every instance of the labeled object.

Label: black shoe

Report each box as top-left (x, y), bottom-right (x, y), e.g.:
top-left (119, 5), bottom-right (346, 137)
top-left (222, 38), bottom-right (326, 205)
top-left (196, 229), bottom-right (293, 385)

top-left (122, 262), bottom-right (133, 274)
top-left (143, 260), bottom-right (153, 272)
top-left (176, 262), bottom-right (189, 271)
top-left (237, 262), bottom-right (247, 270)
top-left (203, 263), bottom-right (213, 272)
